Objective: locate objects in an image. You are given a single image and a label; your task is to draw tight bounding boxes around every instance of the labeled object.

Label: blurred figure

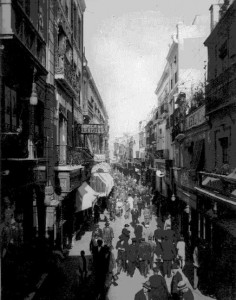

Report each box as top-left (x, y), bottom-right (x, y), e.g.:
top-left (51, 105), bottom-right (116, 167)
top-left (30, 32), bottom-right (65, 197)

top-left (78, 250), bottom-right (88, 283)
top-left (171, 262), bottom-right (183, 300)
top-left (161, 236), bottom-right (176, 278)
top-left (164, 214), bottom-right (172, 230)
top-left (115, 235), bottom-right (128, 275)
top-left (177, 280), bottom-right (194, 300)
top-left (149, 266), bottom-right (169, 300)
top-left (102, 221), bottom-right (114, 248)
top-left (127, 238), bottom-right (139, 277)
top-left (176, 235), bottom-right (186, 269)
top-left (134, 281), bottom-right (152, 300)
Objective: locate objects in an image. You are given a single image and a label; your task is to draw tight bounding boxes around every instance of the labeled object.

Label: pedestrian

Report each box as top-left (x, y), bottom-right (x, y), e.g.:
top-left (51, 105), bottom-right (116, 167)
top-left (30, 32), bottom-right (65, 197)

top-left (115, 235), bottom-right (128, 275)
top-left (137, 196), bottom-right (143, 217)
top-left (127, 238), bottom-right (139, 277)
top-left (161, 235), bottom-right (176, 278)
top-left (78, 250), bottom-right (88, 283)
top-left (143, 223), bottom-right (153, 242)
top-left (164, 224), bottom-right (176, 243)
top-left (164, 214), bottom-right (172, 230)
top-left (127, 193), bottom-right (134, 210)
top-left (138, 238), bottom-right (151, 278)
top-left (131, 207), bottom-right (139, 225)
top-left (143, 204), bottom-right (151, 226)
top-left (177, 280), bottom-right (194, 300)
top-left (154, 224), bottom-right (164, 244)
top-left (103, 245), bottom-right (118, 291)
top-left (102, 221), bottom-right (114, 248)
top-left (134, 280), bottom-right (152, 300)
top-left (147, 235), bottom-right (156, 271)
top-left (176, 235), bottom-right (186, 269)
top-left (124, 200), bottom-right (131, 219)
top-left (149, 266), bottom-right (169, 300)
top-left (116, 198), bottom-right (123, 217)
top-left (121, 224), bottom-right (131, 242)
top-left (171, 262), bottom-right (183, 300)
top-left (133, 193), bottom-right (138, 209)
top-left (193, 238), bottom-right (200, 290)
top-left (134, 223), bottom-right (143, 241)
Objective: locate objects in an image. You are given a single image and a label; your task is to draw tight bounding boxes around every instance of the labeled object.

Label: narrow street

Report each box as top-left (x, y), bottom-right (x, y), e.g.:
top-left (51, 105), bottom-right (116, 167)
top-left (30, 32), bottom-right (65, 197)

top-left (35, 204), bottom-right (216, 300)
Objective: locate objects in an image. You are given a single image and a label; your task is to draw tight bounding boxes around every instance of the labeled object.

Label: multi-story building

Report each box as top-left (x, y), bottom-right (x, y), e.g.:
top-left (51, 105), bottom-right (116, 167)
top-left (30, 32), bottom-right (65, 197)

top-left (82, 60), bottom-right (109, 162)
top-left (0, 0), bottom-right (110, 297)
top-left (194, 1), bottom-right (236, 298)
top-left (0, 0), bottom-right (56, 297)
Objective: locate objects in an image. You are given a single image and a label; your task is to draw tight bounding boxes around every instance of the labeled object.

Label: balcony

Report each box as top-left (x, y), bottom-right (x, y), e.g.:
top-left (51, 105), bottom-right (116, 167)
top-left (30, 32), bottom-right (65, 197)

top-left (1, 129), bottom-right (45, 161)
top-left (55, 145), bottom-right (93, 166)
top-left (198, 171), bottom-right (236, 199)
top-left (171, 124), bottom-right (185, 142)
top-left (55, 53), bottom-right (80, 97)
top-left (205, 63), bottom-right (236, 114)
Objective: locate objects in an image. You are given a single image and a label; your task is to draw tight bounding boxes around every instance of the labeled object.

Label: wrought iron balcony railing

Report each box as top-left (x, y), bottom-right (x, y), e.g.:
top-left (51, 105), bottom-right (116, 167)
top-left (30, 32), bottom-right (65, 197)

top-left (55, 145), bottom-right (94, 166)
top-left (55, 53), bottom-right (80, 95)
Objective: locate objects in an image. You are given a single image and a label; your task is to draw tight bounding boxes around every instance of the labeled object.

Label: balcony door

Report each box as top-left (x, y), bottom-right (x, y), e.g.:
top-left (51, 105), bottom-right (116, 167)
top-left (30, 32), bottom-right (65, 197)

top-left (59, 113), bottom-right (67, 164)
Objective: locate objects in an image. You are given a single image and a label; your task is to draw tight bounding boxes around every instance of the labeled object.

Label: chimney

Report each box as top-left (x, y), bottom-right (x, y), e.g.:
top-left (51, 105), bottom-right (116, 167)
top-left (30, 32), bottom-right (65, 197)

top-left (209, 4), bottom-right (222, 31)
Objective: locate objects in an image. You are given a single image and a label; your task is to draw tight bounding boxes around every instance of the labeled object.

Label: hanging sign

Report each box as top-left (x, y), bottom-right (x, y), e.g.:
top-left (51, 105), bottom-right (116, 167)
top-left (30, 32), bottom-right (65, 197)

top-left (77, 124), bottom-right (105, 134)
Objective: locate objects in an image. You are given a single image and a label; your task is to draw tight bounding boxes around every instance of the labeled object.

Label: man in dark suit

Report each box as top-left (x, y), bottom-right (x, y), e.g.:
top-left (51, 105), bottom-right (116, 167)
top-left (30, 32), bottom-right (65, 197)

top-left (127, 238), bottom-right (139, 277)
top-left (171, 262), bottom-right (183, 300)
top-left (134, 223), bottom-right (143, 241)
top-left (115, 235), bottom-right (128, 274)
top-left (161, 236), bottom-right (176, 278)
top-left (149, 267), bottom-right (169, 300)
top-left (134, 281), bottom-right (152, 300)
top-left (121, 224), bottom-right (131, 242)
top-left (138, 238), bottom-right (151, 277)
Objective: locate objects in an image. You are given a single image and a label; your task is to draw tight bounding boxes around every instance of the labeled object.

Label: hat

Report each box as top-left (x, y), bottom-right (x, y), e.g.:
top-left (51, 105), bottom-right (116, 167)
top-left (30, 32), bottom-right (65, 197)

top-left (145, 224), bottom-right (149, 228)
top-left (118, 235), bottom-right (123, 240)
top-left (142, 281), bottom-right (151, 290)
top-left (124, 224), bottom-right (130, 227)
top-left (105, 221), bottom-right (110, 226)
top-left (148, 235), bottom-right (152, 240)
top-left (131, 238), bottom-right (137, 242)
top-left (172, 262), bottom-right (179, 270)
top-left (177, 280), bottom-right (187, 291)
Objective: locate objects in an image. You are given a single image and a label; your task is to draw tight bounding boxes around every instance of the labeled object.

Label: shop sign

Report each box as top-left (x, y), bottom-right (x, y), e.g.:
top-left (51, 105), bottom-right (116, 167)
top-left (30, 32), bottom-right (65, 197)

top-left (94, 154), bottom-right (106, 162)
top-left (77, 124), bottom-right (105, 134)
top-left (186, 105), bottom-right (206, 130)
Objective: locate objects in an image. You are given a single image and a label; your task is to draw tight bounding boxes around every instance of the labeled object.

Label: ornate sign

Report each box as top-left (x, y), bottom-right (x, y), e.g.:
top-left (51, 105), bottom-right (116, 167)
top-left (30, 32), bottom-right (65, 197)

top-left (186, 105), bottom-right (206, 130)
top-left (77, 124), bottom-right (106, 134)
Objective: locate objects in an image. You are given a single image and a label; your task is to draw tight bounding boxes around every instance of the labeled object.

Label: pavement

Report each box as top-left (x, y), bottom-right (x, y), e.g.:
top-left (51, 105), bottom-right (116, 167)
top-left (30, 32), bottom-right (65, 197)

top-left (33, 208), bottom-right (216, 300)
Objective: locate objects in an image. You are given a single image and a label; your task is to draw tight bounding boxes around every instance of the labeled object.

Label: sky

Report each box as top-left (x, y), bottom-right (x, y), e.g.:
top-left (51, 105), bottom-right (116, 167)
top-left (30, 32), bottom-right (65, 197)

top-left (84, 0), bottom-right (218, 141)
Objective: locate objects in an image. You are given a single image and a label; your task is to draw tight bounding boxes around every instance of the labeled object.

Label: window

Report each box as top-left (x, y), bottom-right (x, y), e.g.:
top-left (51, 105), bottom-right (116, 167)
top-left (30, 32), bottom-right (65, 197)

top-left (175, 71), bottom-right (178, 84)
top-left (3, 86), bottom-right (17, 132)
top-left (171, 79), bottom-right (173, 89)
top-left (220, 137), bottom-right (229, 164)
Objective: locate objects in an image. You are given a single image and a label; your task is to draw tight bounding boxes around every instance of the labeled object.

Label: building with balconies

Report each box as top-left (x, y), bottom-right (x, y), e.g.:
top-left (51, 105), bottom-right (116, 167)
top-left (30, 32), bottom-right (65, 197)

top-left (192, 1), bottom-right (236, 298)
top-left (0, 0), bottom-right (56, 297)
top-left (82, 60), bottom-right (109, 162)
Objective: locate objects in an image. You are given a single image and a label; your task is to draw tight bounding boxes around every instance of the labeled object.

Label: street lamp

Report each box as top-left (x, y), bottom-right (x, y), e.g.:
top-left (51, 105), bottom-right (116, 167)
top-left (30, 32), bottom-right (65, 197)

top-left (30, 68), bottom-right (38, 105)
top-left (171, 193), bottom-right (176, 201)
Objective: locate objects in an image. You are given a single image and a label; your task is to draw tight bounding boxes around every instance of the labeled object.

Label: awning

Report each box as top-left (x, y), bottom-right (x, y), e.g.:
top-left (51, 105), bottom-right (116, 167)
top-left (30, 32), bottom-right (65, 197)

top-left (75, 182), bottom-right (98, 212)
top-left (98, 173), bottom-right (114, 195)
top-left (91, 162), bottom-right (111, 173)
top-left (90, 173), bottom-right (107, 195)
top-left (195, 187), bottom-right (236, 208)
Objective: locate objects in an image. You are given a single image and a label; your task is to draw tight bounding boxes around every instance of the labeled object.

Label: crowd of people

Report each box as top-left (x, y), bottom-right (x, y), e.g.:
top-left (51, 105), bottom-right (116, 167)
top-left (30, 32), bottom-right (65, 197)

top-left (86, 170), bottom-right (196, 300)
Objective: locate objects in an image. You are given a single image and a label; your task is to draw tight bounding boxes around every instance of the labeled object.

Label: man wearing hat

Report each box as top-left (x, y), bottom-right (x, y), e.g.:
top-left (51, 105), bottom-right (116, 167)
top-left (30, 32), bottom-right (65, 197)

top-left (161, 235), bottom-right (176, 278)
top-left (115, 235), bottom-right (128, 275)
top-left (131, 206), bottom-right (139, 225)
top-left (147, 235), bottom-right (156, 271)
top-left (102, 221), bottom-right (114, 247)
top-left (138, 238), bottom-right (151, 277)
top-left (171, 262), bottom-right (183, 300)
top-left (177, 280), bottom-right (194, 300)
top-left (127, 238), bottom-right (139, 277)
top-left (149, 267), bottom-right (169, 300)
top-left (154, 224), bottom-right (164, 244)
top-left (121, 224), bottom-right (131, 242)
top-left (134, 281), bottom-right (152, 300)
top-left (134, 223), bottom-right (143, 241)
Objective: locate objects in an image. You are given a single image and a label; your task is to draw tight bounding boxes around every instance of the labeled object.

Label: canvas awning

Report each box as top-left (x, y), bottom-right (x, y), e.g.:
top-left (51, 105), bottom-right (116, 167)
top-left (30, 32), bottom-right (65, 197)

top-left (90, 173), bottom-right (107, 196)
top-left (75, 182), bottom-right (98, 212)
top-left (98, 173), bottom-right (114, 196)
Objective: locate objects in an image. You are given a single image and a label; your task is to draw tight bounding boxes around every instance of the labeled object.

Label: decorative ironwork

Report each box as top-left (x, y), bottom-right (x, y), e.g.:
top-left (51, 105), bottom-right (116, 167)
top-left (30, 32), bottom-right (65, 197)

top-left (13, 2), bottom-right (46, 68)
top-left (55, 145), bottom-right (93, 166)
top-left (55, 53), bottom-right (80, 95)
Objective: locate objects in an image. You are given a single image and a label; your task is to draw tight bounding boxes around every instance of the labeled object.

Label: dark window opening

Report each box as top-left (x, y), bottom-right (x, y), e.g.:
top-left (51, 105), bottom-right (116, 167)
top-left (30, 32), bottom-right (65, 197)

top-left (220, 137), bottom-right (229, 164)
